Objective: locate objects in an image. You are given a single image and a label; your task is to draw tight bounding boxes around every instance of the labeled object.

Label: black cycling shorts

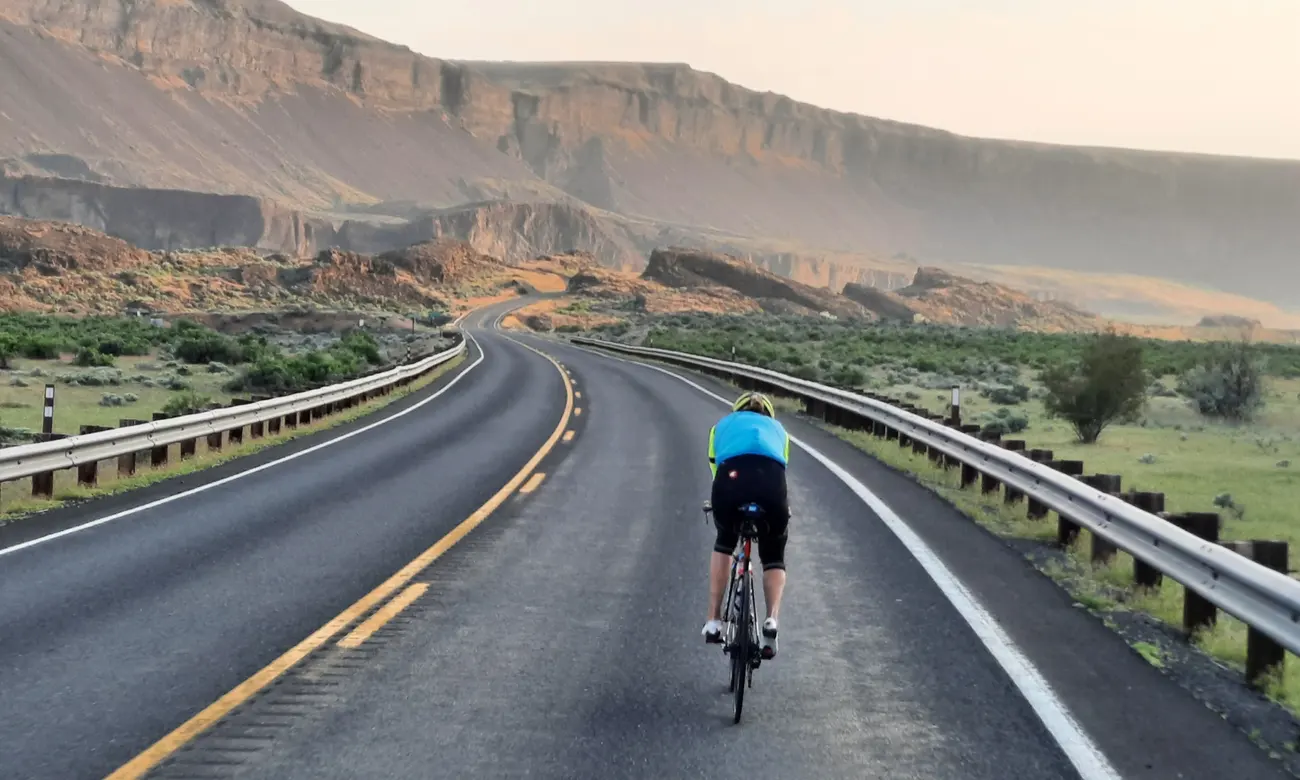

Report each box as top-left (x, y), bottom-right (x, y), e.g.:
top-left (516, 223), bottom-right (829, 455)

top-left (711, 454), bottom-right (790, 571)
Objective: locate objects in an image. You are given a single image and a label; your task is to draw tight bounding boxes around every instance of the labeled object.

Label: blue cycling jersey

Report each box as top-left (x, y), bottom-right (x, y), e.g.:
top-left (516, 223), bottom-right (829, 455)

top-left (708, 411), bottom-right (790, 475)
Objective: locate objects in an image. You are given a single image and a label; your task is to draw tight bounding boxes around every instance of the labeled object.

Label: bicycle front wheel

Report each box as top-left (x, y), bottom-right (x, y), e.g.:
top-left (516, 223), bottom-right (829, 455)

top-left (732, 572), bottom-right (750, 724)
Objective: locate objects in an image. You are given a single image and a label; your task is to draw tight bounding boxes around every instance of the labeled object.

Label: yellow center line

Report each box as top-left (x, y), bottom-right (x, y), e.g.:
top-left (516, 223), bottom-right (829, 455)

top-left (519, 472), bottom-right (546, 494)
top-left (562, 430), bottom-right (575, 443)
top-left (106, 330), bottom-right (575, 780)
top-left (337, 583), bottom-right (429, 649)
top-left (575, 391), bottom-right (582, 399)
top-left (574, 407), bottom-right (583, 417)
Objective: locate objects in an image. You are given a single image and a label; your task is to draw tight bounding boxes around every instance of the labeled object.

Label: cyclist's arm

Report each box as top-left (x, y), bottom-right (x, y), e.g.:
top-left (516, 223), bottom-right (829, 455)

top-left (708, 425), bottom-right (717, 478)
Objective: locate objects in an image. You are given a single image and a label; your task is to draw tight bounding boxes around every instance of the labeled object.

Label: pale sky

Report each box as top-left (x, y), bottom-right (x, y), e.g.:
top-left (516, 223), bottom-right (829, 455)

top-left (285, 0), bottom-right (1300, 160)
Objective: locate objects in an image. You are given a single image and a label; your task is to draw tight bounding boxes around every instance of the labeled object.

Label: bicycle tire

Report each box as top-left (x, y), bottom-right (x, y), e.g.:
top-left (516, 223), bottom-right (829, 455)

top-left (732, 571), bottom-right (749, 724)
top-left (724, 572), bottom-right (739, 693)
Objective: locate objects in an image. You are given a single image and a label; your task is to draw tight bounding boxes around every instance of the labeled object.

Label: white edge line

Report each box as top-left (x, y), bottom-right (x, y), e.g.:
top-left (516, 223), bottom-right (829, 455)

top-left (571, 343), bottom-right (1122, 780)
top-left (0, 333), bottom-right (488, 559)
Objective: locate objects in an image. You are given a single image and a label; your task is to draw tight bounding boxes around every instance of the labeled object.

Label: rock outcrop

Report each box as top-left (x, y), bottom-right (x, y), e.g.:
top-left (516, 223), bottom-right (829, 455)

top-left (0, 215), bottom-right (152, 272)
top-left (0, 216), bottom-right (508, 313)
top-left (1196, 315), bottom-right (1263, 330)
top-left (643, 247), bottom-right (871, 320)
top-left (844, 267), bottom-right (1106, 331)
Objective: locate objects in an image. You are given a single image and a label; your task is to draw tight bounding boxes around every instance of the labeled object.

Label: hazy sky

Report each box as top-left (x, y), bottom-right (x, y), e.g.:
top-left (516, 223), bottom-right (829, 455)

top-left (285, 0), bottom-right (1300, 160)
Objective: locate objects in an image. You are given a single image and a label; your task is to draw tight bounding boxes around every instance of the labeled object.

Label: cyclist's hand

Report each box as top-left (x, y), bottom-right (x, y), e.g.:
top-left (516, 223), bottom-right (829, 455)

top-left (702, 499), bottom-right (713, 514)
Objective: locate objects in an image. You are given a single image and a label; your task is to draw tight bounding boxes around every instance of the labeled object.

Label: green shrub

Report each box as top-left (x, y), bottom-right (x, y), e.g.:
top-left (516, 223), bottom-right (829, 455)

top-left (161, 390), bottom-right (212, 417)
top-left (1177, 341), bottom-right (1266, 422)
top-left (74, 347), bottom-right (115, 367)
top-left (984, 383), bottom-right (1030, 405)
top-left (1040, 331), bottom-right (1148, 444)
top-left (980, 408), bottom-right (1030, 435)
top-left (173, 331), bottom-right (243, 365)
top-left (18, 336), bottom-right (60, 360)
top-left (0, 335), bottom-right (15, 369)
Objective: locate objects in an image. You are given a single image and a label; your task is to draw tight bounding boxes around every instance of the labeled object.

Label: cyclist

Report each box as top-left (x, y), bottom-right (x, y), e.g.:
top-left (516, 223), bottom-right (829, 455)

top-left (702, 391), bottom-right (790, 659)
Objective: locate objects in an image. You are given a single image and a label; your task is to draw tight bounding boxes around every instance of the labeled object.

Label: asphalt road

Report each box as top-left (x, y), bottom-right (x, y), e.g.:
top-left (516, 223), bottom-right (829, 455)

top-left (0, 310), bottom-right (1287, 779)
top-left (172, 330), bottom-right (1288, 780)
top-left (0, 302), bottom-right (564, 780)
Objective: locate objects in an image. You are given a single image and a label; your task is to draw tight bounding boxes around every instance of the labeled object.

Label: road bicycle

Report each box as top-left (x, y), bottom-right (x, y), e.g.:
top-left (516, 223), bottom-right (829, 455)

top-left (703, 499), bottom-right (764, 724)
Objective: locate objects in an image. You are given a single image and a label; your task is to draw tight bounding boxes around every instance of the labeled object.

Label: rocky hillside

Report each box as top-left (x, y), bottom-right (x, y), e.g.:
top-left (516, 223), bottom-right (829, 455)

top-left (0, 216), bottom-right (518, 314)
top-left (1, 0), bottom-right (1298, 319)
top-left (843, 268), bottom-right (1106, 331)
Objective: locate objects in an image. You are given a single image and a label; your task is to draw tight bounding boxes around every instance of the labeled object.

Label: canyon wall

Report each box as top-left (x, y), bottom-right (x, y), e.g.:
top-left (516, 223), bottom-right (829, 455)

top-left (0, 0), bottom-right (1297, 311)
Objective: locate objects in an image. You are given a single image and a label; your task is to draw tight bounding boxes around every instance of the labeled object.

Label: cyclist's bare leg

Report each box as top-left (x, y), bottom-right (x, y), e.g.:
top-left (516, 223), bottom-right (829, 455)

top-left (763, 568), bottom-right (786, 621)
top-left (707, 551), bottom-right (731, 621)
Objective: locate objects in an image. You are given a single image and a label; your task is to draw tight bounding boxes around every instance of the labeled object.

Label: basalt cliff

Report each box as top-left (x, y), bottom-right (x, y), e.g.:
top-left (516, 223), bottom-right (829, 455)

top-left (1, 0), bottom-right (1298, 323)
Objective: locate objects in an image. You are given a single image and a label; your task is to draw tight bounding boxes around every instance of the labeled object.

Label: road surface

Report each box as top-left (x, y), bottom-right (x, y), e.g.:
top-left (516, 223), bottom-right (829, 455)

top-left (0, 303), bottom-right (1286, 779)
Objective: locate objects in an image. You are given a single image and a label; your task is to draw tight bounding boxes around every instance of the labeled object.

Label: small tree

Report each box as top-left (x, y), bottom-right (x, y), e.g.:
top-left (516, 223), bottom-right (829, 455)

top-left (1177, 340), bottom-right (1266, 422)
top-left (1040, 330), bottom-right (1147, 443)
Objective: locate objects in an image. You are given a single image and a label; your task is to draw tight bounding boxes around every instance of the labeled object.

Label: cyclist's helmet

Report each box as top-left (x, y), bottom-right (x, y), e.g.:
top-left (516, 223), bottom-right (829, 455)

top-left (732, 391), bottom-right (776, 418)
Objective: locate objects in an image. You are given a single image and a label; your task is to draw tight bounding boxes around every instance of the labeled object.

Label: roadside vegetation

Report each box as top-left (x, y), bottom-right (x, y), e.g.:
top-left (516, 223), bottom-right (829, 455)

top-left (0, 351), bottom-right (466, 518)
top-left (0, 313), bottom-right (445, 442)
top-left (589, 312), bottom-right (1300, 563)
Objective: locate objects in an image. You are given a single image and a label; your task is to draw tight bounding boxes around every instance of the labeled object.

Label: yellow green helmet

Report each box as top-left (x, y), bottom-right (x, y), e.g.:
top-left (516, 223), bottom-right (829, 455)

top-left (732, 392), bottom-right (775, 418)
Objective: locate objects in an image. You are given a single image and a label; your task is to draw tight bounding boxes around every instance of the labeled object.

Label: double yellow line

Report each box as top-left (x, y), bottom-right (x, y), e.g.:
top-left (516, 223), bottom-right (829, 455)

top-left (106, 334), bottom-right (574, 779)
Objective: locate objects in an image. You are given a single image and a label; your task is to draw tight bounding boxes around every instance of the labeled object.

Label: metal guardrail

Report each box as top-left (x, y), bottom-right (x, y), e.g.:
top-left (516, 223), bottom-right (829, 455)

top-left (0, 337), bottom-right (467, 484)
top-left (572, 337), bottom-right (1300, 675)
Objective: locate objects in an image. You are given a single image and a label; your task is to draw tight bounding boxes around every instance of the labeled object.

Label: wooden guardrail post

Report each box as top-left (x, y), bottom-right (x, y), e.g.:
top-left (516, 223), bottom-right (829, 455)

top-left (149, 413), bottom-right (170, 468)
top-left (990, 440), bottom-right (1023, 500)
top-left (1025, 450), bottom-right (1055, 518)
top-left (1126, 492), bottom-right (1167, 587)
top-left (117, 419), bottom-right (145, 477)
top-left (1071, 473), bottom-right (1117, 556)
top-left (1166, 512), bottom-right (1221, 636)
top-left (944, 424), bottom-right (980, 470)
top-left (30, 432), bottom-right (66, 497)
top-left (1218, 540), bottom-right (1289, 688)
top-left (76, 425), bottom-right (112, 486)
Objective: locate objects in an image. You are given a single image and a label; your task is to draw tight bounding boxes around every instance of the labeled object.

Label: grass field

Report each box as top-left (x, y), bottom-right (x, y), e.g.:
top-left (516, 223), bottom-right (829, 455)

top-left (0, 353), bottom-right (234, 435)
top-left (883, 371), bottom-right (1300, 563)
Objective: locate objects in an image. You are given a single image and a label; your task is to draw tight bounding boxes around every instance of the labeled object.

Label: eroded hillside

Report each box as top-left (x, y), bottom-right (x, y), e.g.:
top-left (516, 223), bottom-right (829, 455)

top-left (1, 0), bottom-right (1297, 321)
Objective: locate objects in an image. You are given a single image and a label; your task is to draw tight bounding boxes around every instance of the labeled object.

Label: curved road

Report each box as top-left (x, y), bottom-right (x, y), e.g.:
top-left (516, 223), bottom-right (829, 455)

top-left (0, 302), bottom-right (562, 779)
top-left (0, 303), bottom-right (1287, 779)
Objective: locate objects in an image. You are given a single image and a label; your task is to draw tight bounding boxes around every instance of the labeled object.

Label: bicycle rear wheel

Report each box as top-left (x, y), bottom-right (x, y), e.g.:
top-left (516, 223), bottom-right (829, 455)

top-left (724, 573), bottom-right (740, 693)
top-left (732, 571), bottom-right (750, 724)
